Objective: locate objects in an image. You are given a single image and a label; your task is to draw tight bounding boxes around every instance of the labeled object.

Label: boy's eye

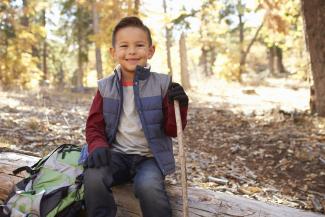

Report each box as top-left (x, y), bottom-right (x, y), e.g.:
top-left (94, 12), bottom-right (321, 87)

top-left (137, 44), bottom-right (145, 47)
top-left (120, 45), bottom-right (128, 48)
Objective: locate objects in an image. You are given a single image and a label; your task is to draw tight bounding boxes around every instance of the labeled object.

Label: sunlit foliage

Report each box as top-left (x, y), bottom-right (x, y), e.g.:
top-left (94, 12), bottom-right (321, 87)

top-left (0, 0), bottom-right (307, 89)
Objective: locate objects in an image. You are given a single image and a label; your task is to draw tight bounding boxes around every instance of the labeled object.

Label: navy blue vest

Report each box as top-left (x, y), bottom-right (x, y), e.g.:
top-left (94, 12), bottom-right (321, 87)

top-left (98, 66), bottom-right (175, 175)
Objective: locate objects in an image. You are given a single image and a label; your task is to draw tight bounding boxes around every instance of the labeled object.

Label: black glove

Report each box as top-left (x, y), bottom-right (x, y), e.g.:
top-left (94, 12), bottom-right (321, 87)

top-left (85, 147), bottom-right (111, 168)
top-left (168, 82), bottom-right (189, 106)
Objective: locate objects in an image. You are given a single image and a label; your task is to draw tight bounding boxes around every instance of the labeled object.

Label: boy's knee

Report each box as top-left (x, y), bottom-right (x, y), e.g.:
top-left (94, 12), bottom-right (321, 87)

top-left (84, 167), bottom-right (113, 190)
top-left (134, 177), bottom-right (164, 198)
top-left (133, 176), bottom-right (171, 217)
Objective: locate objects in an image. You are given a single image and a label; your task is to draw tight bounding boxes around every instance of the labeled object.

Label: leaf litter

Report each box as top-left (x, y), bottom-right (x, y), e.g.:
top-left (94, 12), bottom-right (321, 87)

top-left (0, 78), bottom-right (324, 214)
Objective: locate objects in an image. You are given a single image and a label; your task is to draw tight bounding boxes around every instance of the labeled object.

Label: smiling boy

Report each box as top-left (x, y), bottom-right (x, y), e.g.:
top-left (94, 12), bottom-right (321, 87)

top-left (84, 16), bottom-right (188, 217)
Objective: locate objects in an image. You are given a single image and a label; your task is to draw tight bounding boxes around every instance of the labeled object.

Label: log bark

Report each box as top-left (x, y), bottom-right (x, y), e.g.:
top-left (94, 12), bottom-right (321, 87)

top-left (0, 152), bottom-right (324, 217)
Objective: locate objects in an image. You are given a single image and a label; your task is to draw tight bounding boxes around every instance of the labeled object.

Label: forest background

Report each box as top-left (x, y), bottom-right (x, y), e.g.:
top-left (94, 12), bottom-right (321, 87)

top-left (0, 0), bottom-right (309, 90)
top-left (1, 0), bottom-right (325, 214)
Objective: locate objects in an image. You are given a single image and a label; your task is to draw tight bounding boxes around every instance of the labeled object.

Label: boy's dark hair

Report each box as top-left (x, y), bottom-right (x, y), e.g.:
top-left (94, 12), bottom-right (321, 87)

top-left (112, 16), bottom-right (152, 47)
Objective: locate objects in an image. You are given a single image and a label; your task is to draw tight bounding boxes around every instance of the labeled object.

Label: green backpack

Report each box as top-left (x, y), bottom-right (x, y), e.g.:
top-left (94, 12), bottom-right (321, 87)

top-left (1, 144), bottom-right (85, 217)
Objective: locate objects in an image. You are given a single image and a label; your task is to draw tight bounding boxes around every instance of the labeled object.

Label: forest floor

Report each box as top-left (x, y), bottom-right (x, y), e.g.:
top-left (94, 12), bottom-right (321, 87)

top-left (0, 77), bottom-right (324, 214)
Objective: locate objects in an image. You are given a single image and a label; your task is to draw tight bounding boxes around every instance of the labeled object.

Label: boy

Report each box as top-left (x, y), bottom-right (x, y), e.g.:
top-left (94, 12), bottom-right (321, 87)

top-left (84, 16), bottom-right (188, 217)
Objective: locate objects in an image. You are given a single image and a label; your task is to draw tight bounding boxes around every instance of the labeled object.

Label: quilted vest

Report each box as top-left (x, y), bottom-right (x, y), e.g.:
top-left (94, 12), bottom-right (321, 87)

top-left (98, 66), bottom-right (175, 175)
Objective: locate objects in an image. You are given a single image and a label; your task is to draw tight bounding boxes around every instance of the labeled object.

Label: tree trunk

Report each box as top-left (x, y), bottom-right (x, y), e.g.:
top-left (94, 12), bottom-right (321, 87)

top-left (21, 0), bottom-right (29, 27)
top-left (42, 40), bottom-right (48, 81)
top-left (199, 46), bottom-right (216, 77)
top-left (128, 0), bottom-right (140, 15)
top-left (77, 52), bottom-right (84, 91)
top-left (112, 0), bottom-right (122, 20)
top-left (269, 45), bottom-right (287, 74)
top-left (163, 0), bottom-right (173, 76)
top-left (92, 0), bottom-right (103, 80)
top-left (58, 64), bottom-right (64, 88)
top-left (42, 9), bottom-right (48, 82)
top-left (239, 19), bottom-right (264, 81)
top-left (238, 0), bottom-right (245, 80)
top-left (269, 46), bottom-right (275, 74)
top-left (0, 152), bottom-right (323, 217)
top-left (208, 47), bottom-right (217, 76)
top-left (199, 9), bottom-right (211, 77)
top-left (275, 46), bottom-right (286, 73)
top-left (301, 0), bottom-right (325, 116)
top-left (76, 6), bottom-right (85, 92)
top-left (127, 0), bottom-right (132, 15)
top-left (22, 0), bottom-right (42, 72)
top-left (179, 32), bottom-right (190, 89)
top-left (2, 15), bottom-right (10, 87)
top-left (199, 46), bottom-right (209, 77)
top-left (77, 40), bottom-right (84, 91)
top-left (134, 0), bottom-right (140, 16)
top-left (310, 85), bottom-right (316, 114)
top-left (22, 0), bottom-right (38, 63)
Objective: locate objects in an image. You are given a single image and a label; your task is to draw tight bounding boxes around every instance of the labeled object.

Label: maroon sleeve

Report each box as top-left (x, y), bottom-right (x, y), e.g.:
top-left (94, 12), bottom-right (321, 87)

top-left (163, 95), bottom-right (188, 137)
top-left (86, 90), bottom-right (110, 153)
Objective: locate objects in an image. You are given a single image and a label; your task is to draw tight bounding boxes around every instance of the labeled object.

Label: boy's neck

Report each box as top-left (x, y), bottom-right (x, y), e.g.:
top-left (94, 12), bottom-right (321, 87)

top-left (121, 70), bottom-right (135, 82)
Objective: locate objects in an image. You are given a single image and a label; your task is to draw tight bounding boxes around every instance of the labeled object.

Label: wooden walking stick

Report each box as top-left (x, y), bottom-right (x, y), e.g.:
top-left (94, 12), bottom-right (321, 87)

top-left (174, 100), bottom-right (189, 217)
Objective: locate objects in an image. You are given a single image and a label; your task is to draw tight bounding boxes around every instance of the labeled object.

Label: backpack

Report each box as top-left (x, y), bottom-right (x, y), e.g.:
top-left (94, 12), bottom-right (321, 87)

top-left (1, 144), bottom-right (86, 217)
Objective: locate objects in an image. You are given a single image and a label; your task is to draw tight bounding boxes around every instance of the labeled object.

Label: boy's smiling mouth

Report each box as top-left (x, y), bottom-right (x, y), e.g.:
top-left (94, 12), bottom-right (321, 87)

top-left (126, 58), bottom-right (141, 63)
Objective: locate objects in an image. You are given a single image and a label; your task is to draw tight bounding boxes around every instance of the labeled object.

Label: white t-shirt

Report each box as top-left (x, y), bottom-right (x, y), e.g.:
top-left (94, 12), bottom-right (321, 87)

top-left (112, 82), bottom-right (153, 157)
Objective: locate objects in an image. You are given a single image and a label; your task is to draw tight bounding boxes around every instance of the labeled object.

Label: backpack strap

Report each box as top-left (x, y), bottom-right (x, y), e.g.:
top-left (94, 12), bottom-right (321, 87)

top-left (58, 144), bottom-right (81, 159)
top-left (31, 144), bottom-right (77, 169)
top-left (12, 144), bottom-right (81, 175)
top-left (26, 213), bottom-right (40, 217)
top-left (75, 174), bottom-right (83, 189)
top-left (30, 146), bottom-right (63, 169)
top-left (13, 166), bottom-right (34, 175)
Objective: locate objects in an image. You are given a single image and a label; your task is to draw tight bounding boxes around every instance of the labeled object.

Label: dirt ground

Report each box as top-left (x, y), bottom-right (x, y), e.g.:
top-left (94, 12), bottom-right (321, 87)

top-left (0, 78), bottom-right (324, 214)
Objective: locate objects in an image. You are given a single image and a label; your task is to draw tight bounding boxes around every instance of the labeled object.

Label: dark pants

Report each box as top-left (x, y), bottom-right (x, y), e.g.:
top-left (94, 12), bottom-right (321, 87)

top-left (84, 152), bottom-right (172, 217)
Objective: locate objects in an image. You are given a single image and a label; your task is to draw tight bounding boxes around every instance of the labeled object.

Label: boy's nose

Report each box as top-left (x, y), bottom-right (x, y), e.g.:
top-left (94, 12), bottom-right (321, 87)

top-left (127, 46), bottom-right (136, 54)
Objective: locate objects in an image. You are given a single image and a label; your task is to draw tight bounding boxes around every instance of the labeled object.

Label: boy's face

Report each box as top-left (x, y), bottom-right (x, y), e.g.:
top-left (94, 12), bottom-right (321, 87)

top-left (110, 27), bottom-right (155, 75)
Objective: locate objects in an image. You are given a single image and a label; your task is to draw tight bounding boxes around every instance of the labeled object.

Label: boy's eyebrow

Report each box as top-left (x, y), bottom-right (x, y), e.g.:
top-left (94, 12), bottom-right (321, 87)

top-left (117, 40), bottom-right (147, 44)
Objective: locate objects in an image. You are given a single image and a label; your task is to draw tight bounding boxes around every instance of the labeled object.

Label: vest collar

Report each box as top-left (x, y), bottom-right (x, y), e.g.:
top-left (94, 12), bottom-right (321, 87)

top-left (113, 64), bottom-right (151, 81)
top-left (113, 65), bottom-right (122, 81)
top-left (135, 65), bottom-right (151, 81)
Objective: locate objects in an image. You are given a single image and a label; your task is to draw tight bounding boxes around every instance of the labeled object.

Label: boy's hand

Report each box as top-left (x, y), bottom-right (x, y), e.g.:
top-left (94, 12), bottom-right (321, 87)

top-left (85, 147), bottom-right (111, 168)
top-left (168, 82), bottom-right (189, 106)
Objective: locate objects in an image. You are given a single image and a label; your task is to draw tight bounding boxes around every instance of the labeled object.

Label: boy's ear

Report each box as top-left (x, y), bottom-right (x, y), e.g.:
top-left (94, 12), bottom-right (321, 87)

top-left (109, 47), bottom-right (115, 59)
top-left (148, 45), bottom-right (155, 59)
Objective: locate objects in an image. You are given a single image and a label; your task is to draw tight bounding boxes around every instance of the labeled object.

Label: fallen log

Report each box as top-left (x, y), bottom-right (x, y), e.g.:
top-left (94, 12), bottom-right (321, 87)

top-left (0, 152), bottom-right (324, 217)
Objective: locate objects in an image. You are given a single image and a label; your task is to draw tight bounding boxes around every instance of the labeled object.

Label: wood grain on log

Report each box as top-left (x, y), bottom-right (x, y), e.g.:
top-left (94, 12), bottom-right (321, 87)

top-left (0, 152), bottom-right (324, 217)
